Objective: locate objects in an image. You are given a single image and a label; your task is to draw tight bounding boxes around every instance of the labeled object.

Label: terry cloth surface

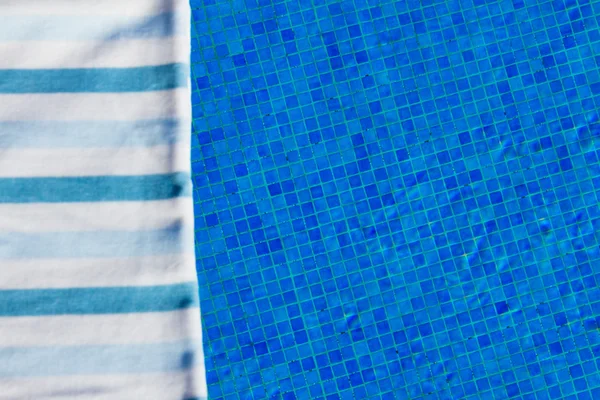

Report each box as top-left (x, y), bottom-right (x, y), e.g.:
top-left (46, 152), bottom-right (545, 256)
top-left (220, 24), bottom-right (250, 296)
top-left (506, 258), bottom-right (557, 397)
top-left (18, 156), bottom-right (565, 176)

top-left (0, 1), bottom-right (206, 399)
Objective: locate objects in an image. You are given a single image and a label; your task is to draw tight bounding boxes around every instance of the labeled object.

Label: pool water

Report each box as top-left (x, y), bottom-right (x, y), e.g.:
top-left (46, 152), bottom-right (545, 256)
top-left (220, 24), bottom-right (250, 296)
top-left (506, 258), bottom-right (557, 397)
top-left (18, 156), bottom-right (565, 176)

top-left (191, 0), bottom-right (600, 398)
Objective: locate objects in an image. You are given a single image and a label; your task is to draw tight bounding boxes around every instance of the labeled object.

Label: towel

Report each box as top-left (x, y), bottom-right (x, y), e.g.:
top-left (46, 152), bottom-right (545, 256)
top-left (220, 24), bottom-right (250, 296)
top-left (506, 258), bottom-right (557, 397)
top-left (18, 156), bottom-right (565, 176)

top-left (0, 1), bottom-right (205, 399)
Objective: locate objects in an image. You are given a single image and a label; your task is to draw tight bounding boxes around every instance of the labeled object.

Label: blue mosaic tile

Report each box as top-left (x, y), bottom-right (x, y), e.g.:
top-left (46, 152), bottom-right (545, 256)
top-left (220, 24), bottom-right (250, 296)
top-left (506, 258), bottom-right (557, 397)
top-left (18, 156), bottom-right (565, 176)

top-left (191, 0), bottom-right (600, 398)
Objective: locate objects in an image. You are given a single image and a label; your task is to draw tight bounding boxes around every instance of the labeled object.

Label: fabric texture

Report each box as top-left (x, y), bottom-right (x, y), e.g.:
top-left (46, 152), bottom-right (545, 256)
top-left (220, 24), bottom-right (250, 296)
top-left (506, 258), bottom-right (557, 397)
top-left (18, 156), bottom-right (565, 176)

top-left (0, 1), bottom-right (206, 399)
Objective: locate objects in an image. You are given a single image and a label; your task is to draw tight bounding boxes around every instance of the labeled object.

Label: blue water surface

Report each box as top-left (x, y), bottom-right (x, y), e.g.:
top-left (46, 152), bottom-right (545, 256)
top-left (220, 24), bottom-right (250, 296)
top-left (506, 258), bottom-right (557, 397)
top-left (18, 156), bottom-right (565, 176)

top-left (191, 0), bottom-right (600, 398)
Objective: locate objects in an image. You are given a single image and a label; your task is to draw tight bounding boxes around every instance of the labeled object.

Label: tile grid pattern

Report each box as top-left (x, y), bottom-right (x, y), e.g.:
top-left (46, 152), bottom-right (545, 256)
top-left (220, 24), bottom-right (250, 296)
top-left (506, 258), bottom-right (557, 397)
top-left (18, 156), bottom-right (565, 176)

top-left (191, 0), bottom-right (600, 398)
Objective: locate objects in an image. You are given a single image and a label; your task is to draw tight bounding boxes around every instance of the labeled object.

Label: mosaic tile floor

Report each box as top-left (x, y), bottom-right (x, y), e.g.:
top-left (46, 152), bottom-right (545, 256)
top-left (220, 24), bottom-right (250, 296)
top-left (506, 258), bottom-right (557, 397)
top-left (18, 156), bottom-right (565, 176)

top-left (190, 0), bottom-right (600, 398)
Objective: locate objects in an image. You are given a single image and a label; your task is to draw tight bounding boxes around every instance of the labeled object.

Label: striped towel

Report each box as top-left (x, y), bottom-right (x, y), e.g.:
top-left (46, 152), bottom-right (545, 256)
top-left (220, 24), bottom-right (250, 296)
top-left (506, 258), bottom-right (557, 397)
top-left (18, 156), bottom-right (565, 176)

top-left (0, 1), bottom-right (206, 399)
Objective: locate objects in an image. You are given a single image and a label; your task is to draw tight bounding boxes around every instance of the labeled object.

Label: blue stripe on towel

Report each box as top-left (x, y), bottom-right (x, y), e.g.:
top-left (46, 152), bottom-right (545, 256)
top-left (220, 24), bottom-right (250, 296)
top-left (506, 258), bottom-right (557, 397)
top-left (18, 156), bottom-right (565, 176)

top-left (0, 119), bottom-right (185, 148)
top-left (0, 173), bottom-right (191, 203)
top-left (0, 283), bottom-right (198, 316)
top-left (0, 64), bottom-right (187, 93)
top-left (0, 341), bottom-right (198, 376)
top-left (0, 225), bottom-right (190, 259)
top-left (0, 13), bottom-right (179, 41)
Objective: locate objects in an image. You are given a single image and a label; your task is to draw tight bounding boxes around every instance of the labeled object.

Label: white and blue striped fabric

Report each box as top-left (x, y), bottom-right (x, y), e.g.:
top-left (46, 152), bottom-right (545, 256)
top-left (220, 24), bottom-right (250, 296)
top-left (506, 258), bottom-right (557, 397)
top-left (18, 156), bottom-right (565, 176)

top-left (0, 1), bottom-right (206, 399)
